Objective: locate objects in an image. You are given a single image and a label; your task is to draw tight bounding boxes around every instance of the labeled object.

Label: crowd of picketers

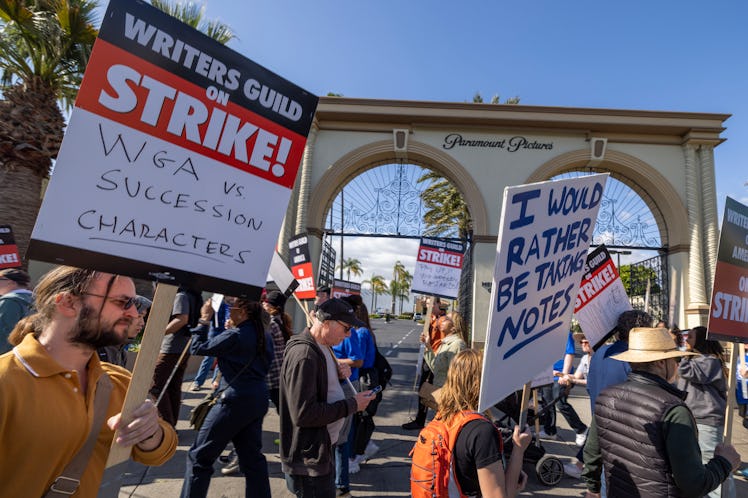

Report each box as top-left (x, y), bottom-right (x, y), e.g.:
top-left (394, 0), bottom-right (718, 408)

top-left (0, 266), bottom-right (746, 497)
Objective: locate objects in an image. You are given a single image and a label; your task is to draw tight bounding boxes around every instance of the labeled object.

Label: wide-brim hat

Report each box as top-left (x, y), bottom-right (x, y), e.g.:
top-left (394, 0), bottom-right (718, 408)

top-left (612, 327), bottom-right (697, 363)
top-left (572, 332), bottom-right (586, 343)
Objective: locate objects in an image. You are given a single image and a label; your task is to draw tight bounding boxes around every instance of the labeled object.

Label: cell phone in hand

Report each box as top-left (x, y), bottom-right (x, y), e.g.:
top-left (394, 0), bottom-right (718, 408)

top-left (368, 385), bottom-right (383, 396)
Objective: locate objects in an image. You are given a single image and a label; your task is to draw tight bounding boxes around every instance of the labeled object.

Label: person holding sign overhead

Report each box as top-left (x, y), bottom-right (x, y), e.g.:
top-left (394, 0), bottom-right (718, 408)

top-left (0, 266), bottom-right (177, 497)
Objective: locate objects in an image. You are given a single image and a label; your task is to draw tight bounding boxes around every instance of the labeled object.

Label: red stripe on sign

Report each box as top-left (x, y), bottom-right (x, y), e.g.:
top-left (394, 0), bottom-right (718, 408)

top-left (416, 248), bottom-right (464, 268)
top-left (75, 39), bottom-right (306, 190)
top-left (708, 260), bottom-right (748, 339)
top-left (0, 244), bottom-right (21, 269)
top-left (574, 260), bottom-right (619, 312)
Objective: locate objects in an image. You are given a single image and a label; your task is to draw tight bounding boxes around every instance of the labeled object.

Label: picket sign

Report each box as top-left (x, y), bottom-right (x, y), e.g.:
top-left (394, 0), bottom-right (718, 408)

top-left (98, 283), bottom-right (178, 497)
top-left (414, 300), bottom-right (434, 391)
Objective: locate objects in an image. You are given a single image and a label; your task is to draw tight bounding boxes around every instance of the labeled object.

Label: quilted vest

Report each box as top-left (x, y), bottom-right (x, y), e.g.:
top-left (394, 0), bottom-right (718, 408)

top-left (595, 372), bottom-right (689, 498)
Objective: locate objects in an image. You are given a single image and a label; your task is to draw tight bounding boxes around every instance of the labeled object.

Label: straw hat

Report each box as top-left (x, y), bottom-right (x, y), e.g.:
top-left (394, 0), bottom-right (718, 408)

top-left (611, 327), bottom-right (697, 363)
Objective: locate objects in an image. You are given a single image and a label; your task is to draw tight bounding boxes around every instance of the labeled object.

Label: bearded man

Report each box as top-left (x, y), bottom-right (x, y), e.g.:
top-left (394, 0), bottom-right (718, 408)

top-left (0, 266), bottom-right (177, 497)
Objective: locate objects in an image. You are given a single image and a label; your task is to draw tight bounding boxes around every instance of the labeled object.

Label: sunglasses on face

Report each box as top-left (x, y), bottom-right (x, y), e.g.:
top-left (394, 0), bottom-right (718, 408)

top-left (82, 292), bottom-right (137, 310)
top-left (335, 320), bottom-right (354, 331)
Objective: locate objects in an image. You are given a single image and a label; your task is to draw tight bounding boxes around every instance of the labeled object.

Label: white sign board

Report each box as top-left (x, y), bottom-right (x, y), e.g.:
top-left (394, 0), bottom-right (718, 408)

top-left (28, 0), bottom-right (318, 298)
top-left (411, 237), bottom-right (466, 299)
top-left (478, 174), bottom-right (608, 411)
top-left (574, 245), bottom-right (631, 347)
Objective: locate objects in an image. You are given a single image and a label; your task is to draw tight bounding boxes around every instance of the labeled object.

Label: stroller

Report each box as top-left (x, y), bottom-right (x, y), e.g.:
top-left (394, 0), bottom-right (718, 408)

top-left (493, 390), bottom-right (565, 487)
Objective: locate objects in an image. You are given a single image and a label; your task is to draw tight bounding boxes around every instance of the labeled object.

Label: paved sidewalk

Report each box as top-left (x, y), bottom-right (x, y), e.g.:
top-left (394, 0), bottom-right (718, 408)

top-left (115, 377), bottom-right (748, 497)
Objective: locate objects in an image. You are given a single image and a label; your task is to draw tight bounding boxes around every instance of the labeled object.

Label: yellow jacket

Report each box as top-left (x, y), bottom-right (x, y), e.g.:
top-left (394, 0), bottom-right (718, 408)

top-left (0, 334), bottom-right (177, 497)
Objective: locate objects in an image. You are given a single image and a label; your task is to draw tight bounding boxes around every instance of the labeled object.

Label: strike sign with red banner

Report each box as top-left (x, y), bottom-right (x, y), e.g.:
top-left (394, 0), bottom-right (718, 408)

top-left (708, 197), bottom-right (748, 342)
top-left (28, 0), bottom-right (318, 297)
top-left (0, 226), bottom-right (22, 269)
top-left (289, 234), bottom-right (316, 300)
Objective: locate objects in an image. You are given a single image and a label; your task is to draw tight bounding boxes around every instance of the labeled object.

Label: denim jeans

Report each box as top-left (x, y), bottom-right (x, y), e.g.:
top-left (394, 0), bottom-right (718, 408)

top-left (697, 423), bottom-right (735, 498)
top-left (181, 392), bottom-right (270, 498)
top-left (540, 381), bottom-right (588, 435)
top-left (285, 472), bottom-right (336, 498)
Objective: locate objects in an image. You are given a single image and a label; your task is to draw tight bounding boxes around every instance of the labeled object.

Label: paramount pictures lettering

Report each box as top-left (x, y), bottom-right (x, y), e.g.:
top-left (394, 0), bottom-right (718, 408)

top-left (442, 133), bottom-right (553, 152)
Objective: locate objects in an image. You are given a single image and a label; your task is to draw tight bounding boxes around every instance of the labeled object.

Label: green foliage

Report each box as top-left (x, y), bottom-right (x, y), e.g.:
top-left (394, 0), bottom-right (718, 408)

top-left (619, 264), bottom-right (661, 296)
top-left (338, 257), bottom-right (363, 281)
top-left (150, 0), bottom-right (234, 44)
top-left (418, 170), bottom-right (471, 239)
top-left (0, 0), bottom-right (98, 108)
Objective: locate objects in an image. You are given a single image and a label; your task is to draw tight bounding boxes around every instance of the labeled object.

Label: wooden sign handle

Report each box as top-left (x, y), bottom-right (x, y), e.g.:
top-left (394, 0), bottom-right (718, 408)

top-left (517, 382), bottom-right (532, 432)
top-left (104, 283), bottom-right (178, 467)
top-left (723, 341), bottom-right (739, 444)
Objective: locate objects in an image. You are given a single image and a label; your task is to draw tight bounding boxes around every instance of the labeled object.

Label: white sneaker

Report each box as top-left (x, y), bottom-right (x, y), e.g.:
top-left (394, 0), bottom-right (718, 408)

top-left (363, 441), bottom-right (379, 459)
top-left (564, 462), bottom-right (582, 479)
top-left (348, 458), bottom-right (361, 474)
top-left (575, 431), bottom-right (588, 447)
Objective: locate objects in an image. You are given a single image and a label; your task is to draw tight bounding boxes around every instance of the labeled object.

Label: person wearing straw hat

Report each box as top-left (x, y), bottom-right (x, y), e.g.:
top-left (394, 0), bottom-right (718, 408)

top-left (582, 327), bottom-right (741, 498)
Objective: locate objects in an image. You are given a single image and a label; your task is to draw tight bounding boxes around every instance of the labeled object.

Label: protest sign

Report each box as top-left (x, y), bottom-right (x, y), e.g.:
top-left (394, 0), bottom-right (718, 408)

top-left (28, 0), bottom-right (318, 299)
top-left (289, 233), bottom-right (316, 299)
top-left (707, 197), bottom-right (748, 342)
top-left (411, 237), bottom-right (466, 299)
top-left (318, 238), bottom-right (337, 289)
top-left (332, 278), bottom-right (361, 298)
top-left (478, 173), bottom-right (607, 411)
top-left (0, 225), bottom-right (22, 269)
top-left (574, 245), bottom-right (631, 348)
top-left (267, 251), bottom-right (299, 296)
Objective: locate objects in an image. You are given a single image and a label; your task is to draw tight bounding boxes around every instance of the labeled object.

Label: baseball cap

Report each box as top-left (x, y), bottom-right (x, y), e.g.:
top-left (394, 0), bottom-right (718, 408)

top-left (0, 268), bottom-right (30, 287)
top-left (316, 285), bottom-right (331, 295)
top-left (317, 298), bottom-right (364, 327)
top-left (264, 290), bottom-right (287, 308)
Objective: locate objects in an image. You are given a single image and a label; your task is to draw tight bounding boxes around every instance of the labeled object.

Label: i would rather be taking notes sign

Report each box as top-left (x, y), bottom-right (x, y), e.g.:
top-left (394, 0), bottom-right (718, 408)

top-left (29, 0), bottom-right (318, 297)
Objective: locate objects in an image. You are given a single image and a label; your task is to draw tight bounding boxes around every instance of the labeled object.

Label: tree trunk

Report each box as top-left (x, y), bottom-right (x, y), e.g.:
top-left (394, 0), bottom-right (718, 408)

top-left (0, 165), bottom-right (42, 270)
top-left (458, 234), bottom-right (474, 342)
top-left (0, 82), bottom-right (64, 269)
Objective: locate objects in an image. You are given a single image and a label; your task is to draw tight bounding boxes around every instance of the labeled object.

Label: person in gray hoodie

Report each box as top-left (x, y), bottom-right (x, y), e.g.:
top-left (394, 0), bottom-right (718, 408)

top-left (677, 326), bottom-right (735, 498)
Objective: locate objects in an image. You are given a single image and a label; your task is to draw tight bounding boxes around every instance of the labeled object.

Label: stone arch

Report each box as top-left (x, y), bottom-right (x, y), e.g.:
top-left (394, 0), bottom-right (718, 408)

top-left (307, 139), bottom-right (490, 235)
top-left (526, 149), bottom-right (689, 251)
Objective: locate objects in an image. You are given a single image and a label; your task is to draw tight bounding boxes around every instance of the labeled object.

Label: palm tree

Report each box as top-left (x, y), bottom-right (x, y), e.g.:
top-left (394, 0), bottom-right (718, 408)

top-left (150, 0), bottom-right (234, 44)
top-left (418, 170), bottom-right (473, 328)
top-left (0, 0), bottom-right (98, 268)
top-left (389, 260), bottom-right (412, 314)
top-left (363, 274), bottom-right (388, 311)
top-left (338, 257), bottom-right (363, 282)
top-left (0, 1), bottom-right (234, 269)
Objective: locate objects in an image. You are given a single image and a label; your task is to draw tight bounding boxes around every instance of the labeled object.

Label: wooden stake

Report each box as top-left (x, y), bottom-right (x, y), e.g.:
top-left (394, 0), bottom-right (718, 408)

top-left (518, 382), bottom-right (532, 432)
top-left (723, 341), bottom-right (739, 444)
top-left (103, 283), bottom-right (177, 467)
top-left (292, 293), bottom-right (312, 327)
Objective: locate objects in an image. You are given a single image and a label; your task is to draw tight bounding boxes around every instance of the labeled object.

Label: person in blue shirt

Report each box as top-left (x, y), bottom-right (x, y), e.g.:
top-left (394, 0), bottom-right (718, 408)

top-left (190, 297), bottom-right (229, 391)
top-left (586, 310), bottom-right (653, 409)
top-left (332, 313), bottom-right (363, 497)
top-left (539, 331), bottom-right (588, 446)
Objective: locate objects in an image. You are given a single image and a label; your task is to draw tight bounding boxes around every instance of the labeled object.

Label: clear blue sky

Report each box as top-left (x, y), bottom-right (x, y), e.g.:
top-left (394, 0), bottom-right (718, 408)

top-left (93, 1), bottom-right (748, 292)
top-left (194, 0), bottom-right (747, 206)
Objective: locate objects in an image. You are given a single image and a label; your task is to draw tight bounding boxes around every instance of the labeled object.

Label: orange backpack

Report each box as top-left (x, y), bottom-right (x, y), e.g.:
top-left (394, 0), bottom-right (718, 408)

top-left (410, 411), bottom-right (500, 498)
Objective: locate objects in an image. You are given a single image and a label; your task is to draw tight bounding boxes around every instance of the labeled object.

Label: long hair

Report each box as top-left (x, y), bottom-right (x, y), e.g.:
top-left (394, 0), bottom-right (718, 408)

top-left (438, 349), bottom-right (482, 422)
top-left (448, 311), bottom-right (468, 343)
top-left (235, 298), bottom-right (267, 361)
top-left (265, 303), bottom-right (293, 342)
top-left (343, 294), bottom-right (372, 330)
top-left (691, 326), bottom-right (727, 378)
top-left (10, 266), bottom-right (100, 344)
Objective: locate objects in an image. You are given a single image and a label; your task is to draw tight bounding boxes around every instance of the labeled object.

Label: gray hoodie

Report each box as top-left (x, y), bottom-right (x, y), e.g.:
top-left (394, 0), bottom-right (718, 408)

top-left (676, 354), bottom-right (727, 425)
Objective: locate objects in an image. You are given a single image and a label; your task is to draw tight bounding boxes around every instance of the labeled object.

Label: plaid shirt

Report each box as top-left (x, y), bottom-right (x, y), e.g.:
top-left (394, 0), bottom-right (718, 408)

top-left (266, 318), bottom-right (287, 389)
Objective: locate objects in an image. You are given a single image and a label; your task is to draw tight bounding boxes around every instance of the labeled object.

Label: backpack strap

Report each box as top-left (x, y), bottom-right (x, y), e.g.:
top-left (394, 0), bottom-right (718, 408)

top-left (44, 373), bottom-right (113, 497)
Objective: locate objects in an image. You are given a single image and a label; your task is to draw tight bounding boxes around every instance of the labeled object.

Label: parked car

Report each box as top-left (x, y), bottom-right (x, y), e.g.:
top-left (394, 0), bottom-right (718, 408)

top-left (413, 312), bottom-right (422, 322)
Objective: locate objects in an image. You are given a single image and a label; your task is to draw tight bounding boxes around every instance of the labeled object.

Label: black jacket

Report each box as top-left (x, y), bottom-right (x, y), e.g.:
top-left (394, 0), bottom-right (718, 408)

top-left (279, 329), bottom-right (356, 476)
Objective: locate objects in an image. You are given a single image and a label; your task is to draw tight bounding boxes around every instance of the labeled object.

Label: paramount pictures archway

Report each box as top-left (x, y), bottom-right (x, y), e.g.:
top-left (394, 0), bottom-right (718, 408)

top-left (279, 98), bottom-right (727, 345)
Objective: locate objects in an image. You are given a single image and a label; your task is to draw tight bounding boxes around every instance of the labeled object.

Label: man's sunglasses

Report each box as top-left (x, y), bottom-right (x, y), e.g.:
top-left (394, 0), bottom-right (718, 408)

top-left (82, 292), bottom-right (137, 310)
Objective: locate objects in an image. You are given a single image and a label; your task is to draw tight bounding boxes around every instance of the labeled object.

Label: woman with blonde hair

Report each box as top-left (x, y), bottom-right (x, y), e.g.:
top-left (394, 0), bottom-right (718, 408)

top-left (424, 315), bottom-right (467, 388)
top-left (437, 349), bottom-right (530, 498)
